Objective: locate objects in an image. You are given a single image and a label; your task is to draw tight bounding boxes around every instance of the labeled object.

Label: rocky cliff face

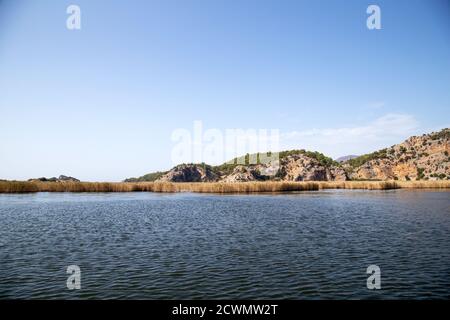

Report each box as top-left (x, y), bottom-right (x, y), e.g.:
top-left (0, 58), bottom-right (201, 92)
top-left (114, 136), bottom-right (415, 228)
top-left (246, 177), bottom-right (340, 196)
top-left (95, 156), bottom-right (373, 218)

top-left (218, 154), bottom-right (346, 182)
top-left (156, 164), bottom-right (219, 182)
top-left (345, 128), bottom-right (450, 181)
top-left (278, 154), bottom-right (347, 181)
top-left (220, 161), bottom-right (280, 183)
top-left (156, 154), bottom-right (345, 183)
top-left (220, 166), bottom-right (261, 182)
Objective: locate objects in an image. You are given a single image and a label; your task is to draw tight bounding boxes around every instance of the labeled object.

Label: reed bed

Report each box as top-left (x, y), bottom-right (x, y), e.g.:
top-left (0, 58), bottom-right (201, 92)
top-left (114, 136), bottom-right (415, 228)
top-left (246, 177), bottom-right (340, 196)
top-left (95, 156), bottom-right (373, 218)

top-left (169, 181), bottom-right (320, 193)
top-left (0, 181), bottom-right (40, 193)
top-left (395, 180), bottom-right (450, 189)
top-left (0, 180), bottom-right (449, 194)
top-left (318, 181), bottom-right (402, 190)
top-left (0, 181), bottom-right (319, 193)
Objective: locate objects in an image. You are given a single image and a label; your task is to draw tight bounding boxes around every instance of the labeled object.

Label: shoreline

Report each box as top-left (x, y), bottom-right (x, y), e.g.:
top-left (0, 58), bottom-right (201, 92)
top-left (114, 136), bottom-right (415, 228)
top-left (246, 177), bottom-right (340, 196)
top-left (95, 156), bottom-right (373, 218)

top-left (1, 180), bottom-right (450, 194)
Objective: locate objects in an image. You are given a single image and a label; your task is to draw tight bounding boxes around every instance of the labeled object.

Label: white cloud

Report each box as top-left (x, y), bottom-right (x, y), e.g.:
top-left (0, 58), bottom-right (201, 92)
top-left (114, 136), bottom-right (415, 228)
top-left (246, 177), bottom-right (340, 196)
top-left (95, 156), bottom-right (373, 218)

top-left (280, 114), bottom-right (421, 158)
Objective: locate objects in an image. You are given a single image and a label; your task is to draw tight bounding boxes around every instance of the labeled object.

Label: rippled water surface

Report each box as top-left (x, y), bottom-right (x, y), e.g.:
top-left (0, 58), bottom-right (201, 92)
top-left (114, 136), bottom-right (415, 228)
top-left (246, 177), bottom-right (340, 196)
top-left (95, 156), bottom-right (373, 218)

top-left (1, 190), bottom-right (449, 299)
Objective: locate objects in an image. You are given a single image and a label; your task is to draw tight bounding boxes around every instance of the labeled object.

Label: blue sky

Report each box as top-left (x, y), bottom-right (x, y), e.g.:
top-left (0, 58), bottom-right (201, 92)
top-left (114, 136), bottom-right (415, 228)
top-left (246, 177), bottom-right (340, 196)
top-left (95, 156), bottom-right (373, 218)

top-left (1, 0), bottom-right (449, 181)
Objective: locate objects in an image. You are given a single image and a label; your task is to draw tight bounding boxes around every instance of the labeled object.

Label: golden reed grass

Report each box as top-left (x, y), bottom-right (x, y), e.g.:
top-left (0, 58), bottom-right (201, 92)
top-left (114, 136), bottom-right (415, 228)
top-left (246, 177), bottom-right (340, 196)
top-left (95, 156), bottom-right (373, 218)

top-left (0, 180), bottom-right (449, 194)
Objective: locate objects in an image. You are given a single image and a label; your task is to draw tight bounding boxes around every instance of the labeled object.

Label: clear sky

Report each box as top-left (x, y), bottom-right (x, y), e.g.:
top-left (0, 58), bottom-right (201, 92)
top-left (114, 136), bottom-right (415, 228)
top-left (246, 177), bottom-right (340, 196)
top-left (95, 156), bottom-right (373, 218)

top-left (1, 0), bottom-right (449, 181)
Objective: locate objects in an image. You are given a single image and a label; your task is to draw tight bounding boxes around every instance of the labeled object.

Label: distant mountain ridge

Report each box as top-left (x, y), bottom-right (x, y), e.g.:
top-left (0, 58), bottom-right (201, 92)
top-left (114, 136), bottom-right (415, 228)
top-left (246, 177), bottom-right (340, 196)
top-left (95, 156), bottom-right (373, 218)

top-left (125, 128), bottom-right (450, 182)
top-left (335, 155), bottom-right (359, 163)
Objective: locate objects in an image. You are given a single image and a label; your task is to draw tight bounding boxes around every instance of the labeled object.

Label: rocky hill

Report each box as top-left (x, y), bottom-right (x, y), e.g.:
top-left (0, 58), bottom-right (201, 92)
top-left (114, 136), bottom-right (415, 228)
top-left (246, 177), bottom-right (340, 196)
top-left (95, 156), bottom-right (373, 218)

top-left (128, 150), bottom-right (345, 183)
top-left (125, 128), bottom-right (450, 182)
top-left (344, 128), bottom-right (450, 181)
top-left (156, 164), bottom-right (218, 182)
top-left (219, 152), bottom-right (346, 182)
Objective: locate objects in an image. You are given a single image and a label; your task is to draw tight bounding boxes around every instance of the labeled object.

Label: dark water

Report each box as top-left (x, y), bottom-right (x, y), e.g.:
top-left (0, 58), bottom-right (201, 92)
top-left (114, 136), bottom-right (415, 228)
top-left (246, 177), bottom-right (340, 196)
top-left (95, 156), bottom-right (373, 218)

top-left (0, 190), bottom-right (449, 299)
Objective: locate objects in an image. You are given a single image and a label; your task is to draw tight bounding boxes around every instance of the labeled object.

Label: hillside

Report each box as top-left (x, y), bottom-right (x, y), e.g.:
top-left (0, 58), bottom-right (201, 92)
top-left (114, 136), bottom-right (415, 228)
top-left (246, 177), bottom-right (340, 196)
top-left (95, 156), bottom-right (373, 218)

top-left (124, 171), bottom-right (166, 182)
top-left (126, 150), bottom-right (344, 182)
top-left (343, 128), bottom-right (450, 181)
top-left (124, 128), bottom-right (450, 182)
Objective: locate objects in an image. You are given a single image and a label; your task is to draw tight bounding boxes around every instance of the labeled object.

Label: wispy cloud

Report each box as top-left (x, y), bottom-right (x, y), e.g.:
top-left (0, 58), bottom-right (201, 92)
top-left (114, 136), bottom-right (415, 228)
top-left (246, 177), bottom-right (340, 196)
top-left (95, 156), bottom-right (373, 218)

top-left (280, 114), bottom-right (421, 158)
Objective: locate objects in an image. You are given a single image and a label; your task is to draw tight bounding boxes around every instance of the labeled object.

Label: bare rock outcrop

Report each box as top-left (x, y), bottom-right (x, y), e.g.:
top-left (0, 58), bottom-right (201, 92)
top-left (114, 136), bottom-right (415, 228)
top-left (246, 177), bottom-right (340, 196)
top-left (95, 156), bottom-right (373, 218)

top-left (327, 167), bottom-right (347, 181)
top-left (156, 164), bottom-right (218, 182)
top-left (279, 154), bottom-right (327, 181)
top-left (220, 166), bottom-right (260, 182)
top-left (275, 154), bottom-right (346, 181)
top-left (221, 154), bottom-right (347, 182)
top-left (346, 128), bottom-right (450, 181)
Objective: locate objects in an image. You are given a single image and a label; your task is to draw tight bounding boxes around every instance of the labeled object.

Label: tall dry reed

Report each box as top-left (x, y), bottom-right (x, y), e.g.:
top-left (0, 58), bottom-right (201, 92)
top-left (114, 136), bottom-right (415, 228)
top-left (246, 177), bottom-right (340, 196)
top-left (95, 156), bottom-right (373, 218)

top-left (0, 180), bottom-right (449, 194)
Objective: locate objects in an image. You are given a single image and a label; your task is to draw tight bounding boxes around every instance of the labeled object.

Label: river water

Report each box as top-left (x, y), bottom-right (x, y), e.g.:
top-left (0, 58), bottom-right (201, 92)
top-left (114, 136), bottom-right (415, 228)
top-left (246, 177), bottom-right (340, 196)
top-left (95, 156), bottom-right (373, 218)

top-left (0, 190), bottom-right (449, 299)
